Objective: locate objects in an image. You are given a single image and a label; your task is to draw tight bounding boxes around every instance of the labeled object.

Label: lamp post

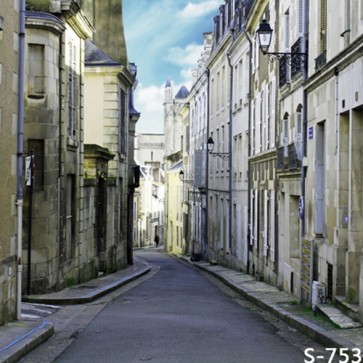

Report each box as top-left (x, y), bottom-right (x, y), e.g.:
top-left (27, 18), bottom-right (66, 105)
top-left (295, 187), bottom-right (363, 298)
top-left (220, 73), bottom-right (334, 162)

top-left (256, 19), bottom-right (307, 66)
top-left (207, 136), bottom-right (229, 160)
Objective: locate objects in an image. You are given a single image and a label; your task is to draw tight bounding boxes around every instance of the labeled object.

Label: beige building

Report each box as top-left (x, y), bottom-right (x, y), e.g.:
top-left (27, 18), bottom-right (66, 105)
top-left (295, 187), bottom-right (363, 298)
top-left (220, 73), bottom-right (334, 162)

top-left (304, 0), bottom-right (363, 319)
top-left (0, 2), bottom-right (20, 324)
top-left (165, 161), bottom-right (184, 254)
top-left (84, 39), bottom-right (137, 270)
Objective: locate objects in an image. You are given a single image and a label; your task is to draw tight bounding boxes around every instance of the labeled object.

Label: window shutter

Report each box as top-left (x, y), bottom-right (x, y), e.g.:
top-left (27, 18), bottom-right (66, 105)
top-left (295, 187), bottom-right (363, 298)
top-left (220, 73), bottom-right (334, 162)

top-left (296, 110), bottom-right (302, 142)
top-left (298, 0), bottom-right (304, 36)
top-left (250, 190), bottom-right (254, 245)
top-left (270, 79), bottom-right (276, 148)
top-left (320, 0), bottom-right (327, 52)
top-left (284, 11), bottom-right (290, 51)
top-left (254, 189), bottom-right (259, 249)
top-left (263, 190), bottom-right (268, 257)
top-left (269, 190), bottom-right (275, 262)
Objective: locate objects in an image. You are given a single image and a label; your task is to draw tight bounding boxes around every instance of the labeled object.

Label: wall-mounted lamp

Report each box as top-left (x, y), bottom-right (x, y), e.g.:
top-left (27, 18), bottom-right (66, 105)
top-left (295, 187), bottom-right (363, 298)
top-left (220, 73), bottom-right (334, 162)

top-left (256, 19), bottom-right (307, 66)
top-left (207, 136), bottom-right (229, 160)
top-left (179, 170), bottom-right (194, 184)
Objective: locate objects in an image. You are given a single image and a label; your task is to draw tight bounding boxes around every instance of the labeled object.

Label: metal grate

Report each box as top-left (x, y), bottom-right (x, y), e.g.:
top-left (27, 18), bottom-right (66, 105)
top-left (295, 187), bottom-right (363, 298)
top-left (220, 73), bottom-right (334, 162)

top-left (327, 262), bottom-right (333, 299)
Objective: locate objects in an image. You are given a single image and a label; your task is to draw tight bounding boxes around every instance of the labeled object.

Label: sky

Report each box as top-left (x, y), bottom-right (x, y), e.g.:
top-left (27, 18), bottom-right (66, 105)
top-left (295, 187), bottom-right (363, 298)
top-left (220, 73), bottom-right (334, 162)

top-left (123, 0), bottom-right (222, 134)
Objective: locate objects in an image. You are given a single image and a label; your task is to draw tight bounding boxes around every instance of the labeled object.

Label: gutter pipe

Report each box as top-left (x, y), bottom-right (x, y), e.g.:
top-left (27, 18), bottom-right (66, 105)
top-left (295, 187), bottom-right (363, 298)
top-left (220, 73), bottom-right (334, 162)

top-left (17, 0), bottom-right (26, 320)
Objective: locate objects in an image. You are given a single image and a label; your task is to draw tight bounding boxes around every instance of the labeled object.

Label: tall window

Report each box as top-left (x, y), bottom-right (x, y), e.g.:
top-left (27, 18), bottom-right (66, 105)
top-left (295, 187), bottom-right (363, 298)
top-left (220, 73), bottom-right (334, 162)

top-left (282, 113), bottom-right (289, 146)
top-left (28, 139), bottom-right (44, 189)
top-left (68, 42), bottom-right (77, 138)
top-left (295, 105), bottom-right (303, 142)
top-left (297, 0), bottom-right (304, 36)
top-left (315, 122), bottom-right (326, 235)
top-left (319, 0), bottom-right (327, 54)
top-left (28, 44), bottom-right (45, 97)
top-left (119, 89), bottom-right (127, 154)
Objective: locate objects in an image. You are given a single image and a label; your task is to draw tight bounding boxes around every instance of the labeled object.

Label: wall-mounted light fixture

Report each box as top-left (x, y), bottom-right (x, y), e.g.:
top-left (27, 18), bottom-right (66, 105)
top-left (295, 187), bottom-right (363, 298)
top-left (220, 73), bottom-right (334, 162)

top-left (179, 170), bottom-right (194, 184)
top-left (256, 19), bottom-right (307, 66)
top-left (207, 136), bottom-right (229, 160)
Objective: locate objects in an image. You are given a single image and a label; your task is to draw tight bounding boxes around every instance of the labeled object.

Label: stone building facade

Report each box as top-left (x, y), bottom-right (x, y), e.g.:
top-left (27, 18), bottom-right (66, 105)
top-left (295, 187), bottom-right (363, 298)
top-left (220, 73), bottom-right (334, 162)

top-left (17, 0), bottom-right (138, 297)
top-left (0, 2), bottom-right (20, 324)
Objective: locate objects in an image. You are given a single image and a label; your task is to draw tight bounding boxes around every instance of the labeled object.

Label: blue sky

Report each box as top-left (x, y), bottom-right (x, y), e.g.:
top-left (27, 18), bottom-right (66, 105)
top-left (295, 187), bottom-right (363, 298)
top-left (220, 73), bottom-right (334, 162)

top-left (123, 0), bottom-right (221, 133)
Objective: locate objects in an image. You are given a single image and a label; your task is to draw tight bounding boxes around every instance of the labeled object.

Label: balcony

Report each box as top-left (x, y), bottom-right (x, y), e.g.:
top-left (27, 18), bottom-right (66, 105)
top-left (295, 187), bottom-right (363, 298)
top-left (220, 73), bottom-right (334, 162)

top-left (277, 143), bottom-right (301, 171)
top-left (291, 37), bottom-right (304, 79)
top-left (315, 52), bottom-right (326, 71)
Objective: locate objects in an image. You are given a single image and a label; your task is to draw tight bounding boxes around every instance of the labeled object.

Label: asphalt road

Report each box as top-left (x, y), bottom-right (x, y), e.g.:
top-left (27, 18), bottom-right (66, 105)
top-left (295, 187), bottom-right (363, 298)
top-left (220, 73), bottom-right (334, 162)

top-left (52, 250), bottom-right (311, 363)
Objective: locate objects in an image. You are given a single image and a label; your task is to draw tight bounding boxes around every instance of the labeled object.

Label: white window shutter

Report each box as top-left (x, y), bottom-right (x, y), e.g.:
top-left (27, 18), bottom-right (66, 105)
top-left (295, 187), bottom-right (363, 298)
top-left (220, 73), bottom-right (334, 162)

top-left (269, 190), bottom-right (275, 262)
top-left (296, 111), bottom-right (302, 142)
top-left (254, 189), bottom-right (258, 249)
top-left (263, 189), bottom-right (268, 257)
top-left (298, 0), bottom-right (304, 36)
top-left (250, 190), bottom-right (254, 245)
top-left (270, 79), bottom-right (276, 148)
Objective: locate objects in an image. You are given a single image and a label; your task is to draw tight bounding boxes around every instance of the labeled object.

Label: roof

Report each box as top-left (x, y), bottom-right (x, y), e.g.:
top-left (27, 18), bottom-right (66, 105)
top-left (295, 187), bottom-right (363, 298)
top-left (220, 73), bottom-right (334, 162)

top-left (175, 85), bottom-right (189, 99)
top-left (168, 160), bottom-right (183, 172)
top-left (85, 40), bottom-right (122, 67)
top-left (165, 78), bottom-right (171, 88)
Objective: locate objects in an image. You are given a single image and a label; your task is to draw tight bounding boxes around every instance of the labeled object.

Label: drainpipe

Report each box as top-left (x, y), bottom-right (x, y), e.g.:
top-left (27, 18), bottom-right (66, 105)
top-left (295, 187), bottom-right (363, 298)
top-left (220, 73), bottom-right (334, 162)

top-left (205, 68), bottom-right (210, 260)
top-left (244, 29), bottom-right (253, 273)
top-left (301, 0), bottom-right (309, 236)
top-left (17, 0), bottom-right (26, 320)
top-left (226, 47), bottom-right (233, 260)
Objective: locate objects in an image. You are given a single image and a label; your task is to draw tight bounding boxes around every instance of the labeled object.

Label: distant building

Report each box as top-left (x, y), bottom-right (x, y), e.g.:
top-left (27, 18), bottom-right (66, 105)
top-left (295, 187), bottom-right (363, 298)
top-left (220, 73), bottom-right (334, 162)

top-left (163, 81), bottom-right (189, 253)
top-left (134, 133), bottom-right (165, 247)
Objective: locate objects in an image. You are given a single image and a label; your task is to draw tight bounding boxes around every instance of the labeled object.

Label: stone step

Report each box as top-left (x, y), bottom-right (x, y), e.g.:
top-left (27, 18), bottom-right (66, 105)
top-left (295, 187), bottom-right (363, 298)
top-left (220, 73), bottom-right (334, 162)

top-left (317, 304), bottom-right (362, 329)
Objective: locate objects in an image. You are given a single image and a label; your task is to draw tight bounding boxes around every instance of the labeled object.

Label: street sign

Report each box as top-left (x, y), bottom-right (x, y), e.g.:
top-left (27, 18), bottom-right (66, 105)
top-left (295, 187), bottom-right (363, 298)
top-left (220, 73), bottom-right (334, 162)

top-left (25, 155), bottom-right (34, 187)
top-left (298, 196), bottom-right (304, 219)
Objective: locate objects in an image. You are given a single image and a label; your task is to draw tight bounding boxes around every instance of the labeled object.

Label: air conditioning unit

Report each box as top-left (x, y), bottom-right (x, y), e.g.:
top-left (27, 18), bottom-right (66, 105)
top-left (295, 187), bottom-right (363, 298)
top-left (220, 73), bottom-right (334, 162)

top-left (311, 281), bottom-right (326, 311)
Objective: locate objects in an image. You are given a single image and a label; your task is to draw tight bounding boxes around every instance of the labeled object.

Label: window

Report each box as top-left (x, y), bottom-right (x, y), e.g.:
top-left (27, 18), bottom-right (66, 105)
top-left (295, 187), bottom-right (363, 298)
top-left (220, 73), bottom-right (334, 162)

top-left (28, 139), bottom-right (44, 189)
top-left (295, 105), bottom-right (303, 142)
top-left (68, 42), bottom-right (77, 138)
top-left (28, 44), bottom-right (45, 97)
top-left (119, 89), bottom-right (127, 154)
top-left (282, 113), bottom-right (289, 146)
top-left (315, 122), bottom-right (326, 235)
top-left (297, 0), bottom-right (304, 36)
top-left (319, 0), bottom-right (327, 53)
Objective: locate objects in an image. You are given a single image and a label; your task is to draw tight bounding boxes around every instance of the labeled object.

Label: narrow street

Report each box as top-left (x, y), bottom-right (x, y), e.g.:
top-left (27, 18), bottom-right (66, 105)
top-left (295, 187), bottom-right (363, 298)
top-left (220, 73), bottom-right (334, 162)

top-left (19, 249), bottom-right (324, 363)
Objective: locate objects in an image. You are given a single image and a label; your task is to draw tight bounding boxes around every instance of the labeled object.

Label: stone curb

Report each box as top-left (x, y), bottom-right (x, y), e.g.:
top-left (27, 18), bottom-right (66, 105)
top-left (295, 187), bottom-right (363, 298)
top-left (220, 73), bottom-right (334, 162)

top-left (0, 321), bottom-right (54, 363)
top-left (177, 255), bottom-right (357, 352)
top-left (23, 264), bottom-right (152, 306)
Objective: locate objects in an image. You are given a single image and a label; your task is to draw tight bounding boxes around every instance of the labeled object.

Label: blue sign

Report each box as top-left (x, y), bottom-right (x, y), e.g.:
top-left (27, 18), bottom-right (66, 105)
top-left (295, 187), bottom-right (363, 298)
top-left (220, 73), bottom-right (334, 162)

top-left (309, 127), bottom-right (313, 140)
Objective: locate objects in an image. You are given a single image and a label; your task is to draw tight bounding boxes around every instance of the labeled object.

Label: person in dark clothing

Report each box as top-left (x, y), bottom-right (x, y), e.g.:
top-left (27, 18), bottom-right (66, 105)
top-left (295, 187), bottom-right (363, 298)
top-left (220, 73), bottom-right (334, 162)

top-left (154, 235), bottom-right (160, 247)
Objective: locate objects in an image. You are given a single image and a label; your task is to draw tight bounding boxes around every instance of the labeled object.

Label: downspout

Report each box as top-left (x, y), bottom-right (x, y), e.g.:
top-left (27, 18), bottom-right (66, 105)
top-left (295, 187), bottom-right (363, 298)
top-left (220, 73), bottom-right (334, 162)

top-left (227, 42), bottom-right (233, 259)
top-left (17, 0), bottom-right (26, 320)
top-left (205, 68), bottom-right (210, 260)
top-left (244, 29), bottom-right (253, 273)
top-left (301, 0), bottom-right (309, 236)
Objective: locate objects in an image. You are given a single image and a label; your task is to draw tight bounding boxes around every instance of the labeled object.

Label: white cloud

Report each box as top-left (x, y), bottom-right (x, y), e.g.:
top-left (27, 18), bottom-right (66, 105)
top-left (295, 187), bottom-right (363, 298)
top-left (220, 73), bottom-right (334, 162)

top-left (177, 1), bottom-right (221, 19)
top-left (164, 43), bottom-right (204, 67)
top-left (135, 84), bottom-right (165, 134)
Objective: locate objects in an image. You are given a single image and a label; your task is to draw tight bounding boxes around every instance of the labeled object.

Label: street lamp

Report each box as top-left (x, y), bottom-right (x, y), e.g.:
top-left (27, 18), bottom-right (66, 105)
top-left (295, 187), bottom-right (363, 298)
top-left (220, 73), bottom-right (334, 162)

top-left (179, 170), bottom-right (193, 184)
top-left (256, 19), bottom-right (307, 66)
top-left (207, 136), bottom-right (229, 160)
